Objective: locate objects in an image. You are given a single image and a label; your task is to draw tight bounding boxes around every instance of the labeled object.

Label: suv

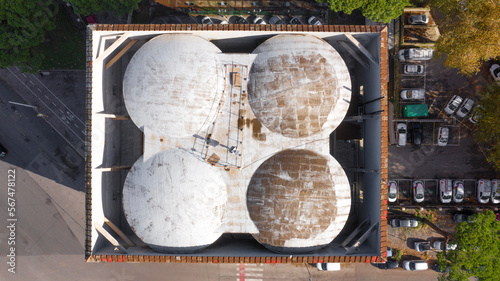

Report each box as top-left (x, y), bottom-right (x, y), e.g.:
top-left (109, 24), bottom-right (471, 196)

top-left (399, 48), bottom-right (434, 61)
top-left (444, 95), bottom-right (463, 115)
top-left (439, 179), bottom-right (453, 203)
top-left (437, 127), bottom-right (449, 147)
top-left (491, 179), bottom-right (500, 204)
top-left (456, 98), bottom-right (474, 118)
top-left (413, 181), bottom-right (425, 203)
top-left (477, 179), bottom-right (491, 204)
top-left (453, 180), bottom-right (465, 203)
top-left (403, 260), bottom-right (428, 271)
top-left (397, 123), bottom-right (407, 147)
top-left (388, 181), bottom-right (398, 203)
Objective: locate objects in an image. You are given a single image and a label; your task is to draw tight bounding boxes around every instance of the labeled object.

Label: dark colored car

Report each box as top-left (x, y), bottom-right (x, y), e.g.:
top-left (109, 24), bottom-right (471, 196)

top-left (432, 264), bottom-right (450, 273)
top-left (374, 259), bottom-right (399, 270)
top-left (0, 142), bottom-right (7, 158)
top-left (412, 122), bottom-right (422, 145)
top-left (453, 212), bottom-right (474, 223)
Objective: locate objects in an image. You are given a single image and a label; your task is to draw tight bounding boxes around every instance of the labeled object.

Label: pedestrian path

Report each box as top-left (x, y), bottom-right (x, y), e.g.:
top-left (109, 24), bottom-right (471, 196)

top-left (237, 263), bottom-right (264, 281)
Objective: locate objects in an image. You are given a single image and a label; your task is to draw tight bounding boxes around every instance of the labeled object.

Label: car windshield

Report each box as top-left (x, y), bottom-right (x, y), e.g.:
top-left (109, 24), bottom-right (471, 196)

top-left (481, 194), bottom-right (489, 200)
top-left (410, 263), bottom-right (416, 270)
top-left (449, 103), bottom-right (457, 110)
top-left (494, 68), bottom-right (500, 77)
top-left (440, 137), bottom-right (448, 142)
top-left (455, 193), bottom-right (463, 199)
top-left (442, 194), bottom-right (452, 199)
top-left (404, 50), bottom-right (410, 59)
top-left (389, 193), bottom-right (397, 199)
top-left (416, 194), bottom-right (424, 199)
top-left (398, 128), bottom-right (406, 133)
top-left (494, 194), bottom-right (500, 200)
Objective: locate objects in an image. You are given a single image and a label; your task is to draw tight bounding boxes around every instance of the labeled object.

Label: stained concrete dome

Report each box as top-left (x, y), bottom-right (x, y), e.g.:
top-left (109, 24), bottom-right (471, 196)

top-left (246, 149), bottom-right (351, 253)
top-left (122, 150), bottom-right (227, 253)
top-left (248, 34), bottom-right (351, 138)
top-left (123, 34), bottom-right (223, 138)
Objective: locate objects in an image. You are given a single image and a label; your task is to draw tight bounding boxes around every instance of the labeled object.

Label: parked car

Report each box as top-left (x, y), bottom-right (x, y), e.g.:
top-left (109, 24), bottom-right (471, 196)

top-left (456, 98), bottom-right (474, 118)
top-left (401, 89), bottom-right (425, 100)
top-left (408, 14), bottom-right (429, 25)
top-left (201, 16), bottom-right (214, 24)
top-left (491, 179), bottom-right (500, 204)
top-left (453, 180), bottom-right (465, 203)
top-left (490, 64), bottom-right (500, 82)
top-left (403, 64), bottom-right (424, 75)
top-left (437, 127), bottom-right (449, 147)
top-left (316, 263), bottom-right (340, 271)
top-left (308, 16), bottom-right (322, 25)
top-left (253, 16), bottom-right (266, 24)
top-left (374, 259), bottom-right (399, 270)
top-left (477, 179), bottom-right (491, 204)
top-left (388, 180), bottom-right (397, 203)
top-left (469, 105), bottom-right (482, 124)
top-left (432, 264), bottom-right (450, 273)
top-left (444, 95), bottom-right (463, 115)
top-left (233, 16), bottom-right (247, 24)
top-left (433, 240), bottom-right (457, 251)
top-left (414, 241), bottom-right (431, 252)
top-left (412, 122), bottom-right (422, 145)
top-left (0, 142), bottom-right (7, 158)
top-left (389, 218), bottom-right (418, 228)
top-left (269, 16), bottom-right (284, 24)
top-left (453, 212), bottom-right (474, 223)
top-left (397, 123), bottom-right (407, 147)
top-left (413, 181), bottom-right (425, 203)
top-left (439, 179), bottom-right (453, 203)
top-left (403, 260), bottom-right (428, 271)
top-left (289, 17), bottom-right (302, 24)
top-left (398, 48), bottom-right (433, 61)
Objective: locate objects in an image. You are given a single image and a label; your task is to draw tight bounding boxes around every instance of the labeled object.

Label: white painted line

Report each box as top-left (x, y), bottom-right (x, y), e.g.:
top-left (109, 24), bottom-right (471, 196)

top-left (74, 123), bottom-right (79, 128)
top-left (22, 73), bottom-right (26, 78)
top-left (31, 71), bottom-right (85, 125)
top-left (243, 273), bottom-right (263, 277)
top-left (29, 80), bottom-right (34, 85)
top-left (244, 268), bottom-right (264, 272)
top-left (52, 102), bottom-right (57, 107)
top-left (37, 88), bottom-right (42, 92)
top-left (60, 109), bottom-right (64, 113)
top-left (45, 95), bottom-right (49, 99)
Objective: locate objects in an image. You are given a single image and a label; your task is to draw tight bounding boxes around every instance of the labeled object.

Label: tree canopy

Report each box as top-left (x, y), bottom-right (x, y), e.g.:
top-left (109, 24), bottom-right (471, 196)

top-left (0, 0), bottom-right (58, 70)
top-left (65, 0), bottom-right (140, 16)
top-left (317, 0), bottom-right (410, 23)
top-left (473, 84), bottom-right (500, 171)
top-left (429, 0), bottom-right (500, 76)
top-left (437, 210), bottom-right (500, 281)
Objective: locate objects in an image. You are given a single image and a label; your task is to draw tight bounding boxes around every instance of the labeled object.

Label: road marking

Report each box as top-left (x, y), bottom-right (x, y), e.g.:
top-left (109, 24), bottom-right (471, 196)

top-left (29, 80), bottom-right (34, 85)
top-left (37, 88), bottom-right (42, 92)
top-left (74, 123), bottom-right (79, 128)
top-left (52, 102), bottom-right (57, 107)
top-left (45, 95), bottom-right (49, 99)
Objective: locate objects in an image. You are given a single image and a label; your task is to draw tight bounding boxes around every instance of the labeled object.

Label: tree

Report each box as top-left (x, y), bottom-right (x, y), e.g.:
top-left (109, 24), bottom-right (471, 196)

top-left (473, 84), bottom-right (500, 171)
top-left (65, 0), bottom-right (140, 16)
top-left (436, 210), bottom-right (500, 281)
top-left (0, 0), bottom-right (58, 71)
top-left (317, 0), bottom-right (410, 23)
top-left (429, 0), bottom-right (500, 76)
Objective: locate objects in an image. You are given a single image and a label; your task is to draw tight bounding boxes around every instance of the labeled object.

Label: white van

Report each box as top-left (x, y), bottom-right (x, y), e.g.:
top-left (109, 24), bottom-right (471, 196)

top-left (399, 48), bottom-right (434, 61)
top-left (403, 260), bottom-right (428, 271)
top-left (439, 179), bottom-right (452, 203)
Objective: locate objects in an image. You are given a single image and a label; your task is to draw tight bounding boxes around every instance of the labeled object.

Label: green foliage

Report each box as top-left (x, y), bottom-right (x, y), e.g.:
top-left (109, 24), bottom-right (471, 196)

top-left (473, 84), bottom-right (500, 171)
top-left (317, 0), bottom-right (410, 23)
top-left (65, 0), bottom-right (140, 16)
top-left (0, 0), bottom-right (59, 71)
top-left (392, 248), bottom-right (402, 261)
top-left (437, 210), bottom-right (500, 281)
top-left (429, 0), bottom-right (500, 76)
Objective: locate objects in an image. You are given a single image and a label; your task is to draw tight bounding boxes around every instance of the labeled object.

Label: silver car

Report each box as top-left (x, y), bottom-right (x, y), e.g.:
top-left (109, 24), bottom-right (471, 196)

top-left (456, 98), bottom-right (474, 118)
top-left (403, 64), bottom-right (424, 75)
top-left (453, 180), bottom-right (464, 203)
top-left (439, 179), bottom-right (452, 203)
top-left (308, 16), bottom-right (322, 25)
top-left (444, 95), bottom-right (463, 115)
top-left (437, 127), bottom-right (449, 147)
top-left (400, 89), bottom-right (425, 100)
top-left (388, 181), bottom-right (397, 203)
top-left (433, 240), bottom-right (457, 251)
top-left (408, 14), bottom-right (429, 25)
top-left (397, 123), bottom-right (407, 147)
top-left (477, 179), bottom-right (491, 204)
top-left (491, 179), bottom-right (500, 204)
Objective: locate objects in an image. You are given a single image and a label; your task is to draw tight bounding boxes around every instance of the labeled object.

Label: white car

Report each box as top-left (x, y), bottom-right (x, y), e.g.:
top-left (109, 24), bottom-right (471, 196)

top-left (308, 16), bottom-right (322, 25)
top-left (453, 180), bottom-right (464, 203)
top-left (456, 98), bottom-right (474, 118)
top-left (201, 16), bottom-right (213, 25)
top-left (316, 263), bottom-right (340, 271)
top-left (388, 181), bottom-right (397, 203)
top-left (403, 64), bottom-right (424, 75)
top-left (397, 123), bottom-right (407, 147)
top-left (400, 89), bottom-right (425, 100)
top-left (413, 181), bottom-right (425, 203)
top-left (491, 179), bottom-right (500, 204)
top-left (437, 127), bottom-right (449, 147)
top-left (490, 64), bottom-right (500, 82)
top-left (403, 260), bottom-right (428, 271)
top-left (477, 179), bottom-right (491, 204)
top-left (433, 240), bottom-right (457, 251)
top-left (439, 179), bottom-right (452, 203)
top-left (444, 95), bottom-right (463, 115)
top-left (253, 16), bottom-right (266, 25)
top-left (408, 14), bottom-right (429, 25)
top-left (399, 48), bottom-right (433, 61)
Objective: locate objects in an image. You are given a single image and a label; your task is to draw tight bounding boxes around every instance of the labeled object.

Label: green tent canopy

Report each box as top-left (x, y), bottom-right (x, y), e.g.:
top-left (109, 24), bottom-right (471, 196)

top-left (403, 104), bottom-right (428, 118)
